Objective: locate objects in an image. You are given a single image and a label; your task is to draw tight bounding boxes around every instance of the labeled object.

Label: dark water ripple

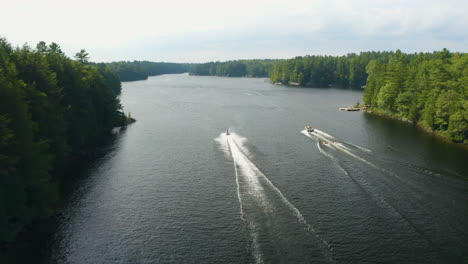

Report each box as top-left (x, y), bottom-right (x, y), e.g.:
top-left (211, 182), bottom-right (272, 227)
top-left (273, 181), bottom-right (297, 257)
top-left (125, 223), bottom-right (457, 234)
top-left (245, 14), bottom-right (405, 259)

top-left (49, 74), bottom-right (468, 263)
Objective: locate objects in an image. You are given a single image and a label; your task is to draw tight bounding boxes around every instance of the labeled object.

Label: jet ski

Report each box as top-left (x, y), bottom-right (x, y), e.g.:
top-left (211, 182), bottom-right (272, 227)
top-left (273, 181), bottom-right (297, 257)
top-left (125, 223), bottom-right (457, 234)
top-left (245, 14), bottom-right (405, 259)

top-left (305, 125), bottom-right (315, 133)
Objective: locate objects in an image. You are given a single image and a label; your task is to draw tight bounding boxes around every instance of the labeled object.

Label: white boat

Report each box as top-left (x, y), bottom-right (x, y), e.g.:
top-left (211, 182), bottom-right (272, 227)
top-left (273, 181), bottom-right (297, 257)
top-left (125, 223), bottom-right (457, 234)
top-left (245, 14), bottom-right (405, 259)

top-left (305, 125), bottom-right (315, 133)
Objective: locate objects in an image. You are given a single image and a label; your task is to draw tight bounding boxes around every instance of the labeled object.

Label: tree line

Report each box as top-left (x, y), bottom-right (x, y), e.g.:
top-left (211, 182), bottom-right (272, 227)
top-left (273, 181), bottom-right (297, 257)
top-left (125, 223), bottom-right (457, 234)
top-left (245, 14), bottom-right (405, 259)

top-left (269, 52), bottom-right (395, 87)
top-left (188, 53), bottom-right (393, 88)
top-left (191, 51), bottom-right (466, 143)
top-left (100, 61), bottom-right (190, 82)
top-left (363, 49), bottom-right (467, 143)
top-left (0, 38), bottom-right (127, 243)
top-left (189, 60), bottom-right (277, 77)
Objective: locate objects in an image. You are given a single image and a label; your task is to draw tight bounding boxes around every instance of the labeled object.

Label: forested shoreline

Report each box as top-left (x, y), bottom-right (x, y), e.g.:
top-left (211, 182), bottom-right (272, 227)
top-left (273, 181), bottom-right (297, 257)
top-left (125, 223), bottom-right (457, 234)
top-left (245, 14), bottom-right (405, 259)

top-left (266, 50), bottom-right (467, 144)
top-left (0, 38), bottom-right (127, 245)
top-left (188, 53), bottom-right (394, 87)
top-left (269, 52), bottom-right (394, 87)
top-left (100, 61), bottom-right (190, 82)
top-left (363, 50), bottom-right (467, 143)
top-left (189, 60), bottom-right (277, 77)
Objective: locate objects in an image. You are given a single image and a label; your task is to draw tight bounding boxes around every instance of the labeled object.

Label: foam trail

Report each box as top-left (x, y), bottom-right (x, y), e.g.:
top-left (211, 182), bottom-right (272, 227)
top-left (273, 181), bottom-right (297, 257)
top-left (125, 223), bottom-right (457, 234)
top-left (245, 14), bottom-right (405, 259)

top-left (220, 131), bottom-right (333, 263)
top-left (317, 142), bottom-right (371, 190)
top-left (317, 142), bottom-right (335, 159)
top-left (232, 145), bottom-right (264, 263)
top-left (304, 130), bottom-right (431, 198)
top-left (228, 134), bottom-right (273, 211)
top-left (336, 145), bottom-right (468, 239)
top-left (228, 135), bottom-right (313, 232)
top-left (315, 141), bottom-right (383, 207)
top-left (315, 138), bottom-right (412, 213)
top-left (334, 143), bottom-right (376, 168)
top-left (248, 222), bottom-right (264, 264)
top-left (231, 146), bottom-right (245, 221)
top-left (314, 129), bottom-right (372, 153)
top-left (314, 129), bottom-right (335, 139)
top-left (335, 143), bottom-right (433, 199)
top-left (343, 141), bottom-right (372, 153)
top-left (312, 134), bottom-right (443, 254)
top-left (219, 132), bottom-right (263, 263)
top-left (308, 130), bottom-right (379, 170)
top-left (301, 129), bottom-right (311, 136)
top-left (335, 142), bottom-right (352, 152)
top-left (214, 133), bottom-right (231, 158)
top-left (301, 130), bottom-right (317, 141)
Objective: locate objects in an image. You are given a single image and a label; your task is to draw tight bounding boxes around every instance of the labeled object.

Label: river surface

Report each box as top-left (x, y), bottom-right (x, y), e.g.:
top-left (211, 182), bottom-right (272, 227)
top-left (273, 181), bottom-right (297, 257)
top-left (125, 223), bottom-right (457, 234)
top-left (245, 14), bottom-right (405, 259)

top-left (49, 74), bottom-right (468, 263)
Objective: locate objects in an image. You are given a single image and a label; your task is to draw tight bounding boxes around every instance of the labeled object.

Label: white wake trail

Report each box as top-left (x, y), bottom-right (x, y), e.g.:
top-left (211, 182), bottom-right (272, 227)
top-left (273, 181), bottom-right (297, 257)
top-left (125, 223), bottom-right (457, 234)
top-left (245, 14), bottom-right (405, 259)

top-left (317, 142), bottom-right (336, 158)
top-left (335, 142), bottom-right (352, 152)
top-left (309, 132), bottom-right (442, 251)
top-left (228, 135), bottom-right (274, 212)
top-left (218, 132), bottom-right (264, 263)
top-left (314, 129), bottom-right (335, 140)
top-left (314, 129), bottom-right (372, 153)
top-left (217, 131), bottom-right (333, 263)
top-left (304, 130), bottom-right (424, 195)
top-left (228, 134), bottom-right (313, 231)
top-left (231, 144), bottom-right (264, 263)
top-left (304, 130), bottom-right (377, 169)
top-left (343, 141), bottom-right (372, 153)
top-left (305, 129), bottom-right (460, 242)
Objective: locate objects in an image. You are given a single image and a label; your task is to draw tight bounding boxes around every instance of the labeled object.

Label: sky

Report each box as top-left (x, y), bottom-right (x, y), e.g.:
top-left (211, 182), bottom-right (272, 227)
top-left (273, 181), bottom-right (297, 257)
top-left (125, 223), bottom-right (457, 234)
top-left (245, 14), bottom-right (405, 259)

top-left (2, 0), bottom-right (467, 62)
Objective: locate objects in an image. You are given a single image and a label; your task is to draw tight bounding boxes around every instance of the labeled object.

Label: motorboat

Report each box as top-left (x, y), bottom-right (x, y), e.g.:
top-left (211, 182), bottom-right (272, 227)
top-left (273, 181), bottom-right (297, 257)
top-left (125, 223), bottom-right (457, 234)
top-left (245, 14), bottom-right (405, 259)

top-left (305, 125), bottom-right (315, 133)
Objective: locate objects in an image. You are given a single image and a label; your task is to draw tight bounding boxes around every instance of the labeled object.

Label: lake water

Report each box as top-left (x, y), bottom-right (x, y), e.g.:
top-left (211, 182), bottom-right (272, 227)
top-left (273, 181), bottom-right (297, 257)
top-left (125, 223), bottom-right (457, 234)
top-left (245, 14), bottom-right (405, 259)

top-left (49, 74), bottom-right (468, 263)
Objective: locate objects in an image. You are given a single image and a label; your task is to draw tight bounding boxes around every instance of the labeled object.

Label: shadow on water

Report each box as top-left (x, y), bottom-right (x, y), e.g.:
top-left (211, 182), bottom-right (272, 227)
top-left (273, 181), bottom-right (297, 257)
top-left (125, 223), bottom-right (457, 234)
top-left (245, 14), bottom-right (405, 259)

top-left (362, 113), bottom-right (468, 179)
top-left (0, 127), bottom-right (129, 264)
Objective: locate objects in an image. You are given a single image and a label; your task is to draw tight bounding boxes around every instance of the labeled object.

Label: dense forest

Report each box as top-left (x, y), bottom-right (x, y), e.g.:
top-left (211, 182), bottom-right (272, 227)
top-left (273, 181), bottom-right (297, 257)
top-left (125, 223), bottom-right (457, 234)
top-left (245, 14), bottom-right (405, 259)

top-left (189, 59), bottom-right (277, 77)
top-left (268, 50), bottom-right (467, 143)
top-left (189, 53), bottom-right (395, 88)
top-left (269, 52), bottom-right (394, 87)
top-left (0, 38), bottom-right (127, 243)
top-left (363, 49), bottom-right (468, 143)
top-left (100, 61), bottom-right (190, 82)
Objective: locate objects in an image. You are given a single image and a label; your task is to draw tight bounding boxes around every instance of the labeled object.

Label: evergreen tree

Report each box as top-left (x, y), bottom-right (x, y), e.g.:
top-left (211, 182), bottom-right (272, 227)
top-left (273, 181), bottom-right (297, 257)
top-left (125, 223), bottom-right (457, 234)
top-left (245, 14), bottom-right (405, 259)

top-left (0, 38), bottom-right (126, 242)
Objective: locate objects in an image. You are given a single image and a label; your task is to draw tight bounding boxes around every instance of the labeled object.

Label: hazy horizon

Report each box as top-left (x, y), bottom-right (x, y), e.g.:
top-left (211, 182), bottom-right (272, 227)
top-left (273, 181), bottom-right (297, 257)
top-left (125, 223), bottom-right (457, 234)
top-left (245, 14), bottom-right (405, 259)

top-left (3, 0), bottom-right (467, 63)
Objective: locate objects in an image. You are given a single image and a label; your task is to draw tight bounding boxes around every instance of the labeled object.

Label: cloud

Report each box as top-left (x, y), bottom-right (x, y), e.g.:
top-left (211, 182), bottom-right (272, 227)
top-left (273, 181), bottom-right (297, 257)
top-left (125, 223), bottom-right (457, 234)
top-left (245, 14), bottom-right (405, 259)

top-left (2, 0), bottom-right (467, 62)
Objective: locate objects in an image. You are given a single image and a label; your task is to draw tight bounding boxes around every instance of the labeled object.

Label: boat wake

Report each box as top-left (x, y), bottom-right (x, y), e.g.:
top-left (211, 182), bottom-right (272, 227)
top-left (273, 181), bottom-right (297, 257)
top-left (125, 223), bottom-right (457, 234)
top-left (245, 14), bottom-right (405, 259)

top-left (304, 129), bottom-right (419, 183)
top-left (216, 131), bottom-right (333, 264)
top-left (302, 128), bottom-right (467, 259)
